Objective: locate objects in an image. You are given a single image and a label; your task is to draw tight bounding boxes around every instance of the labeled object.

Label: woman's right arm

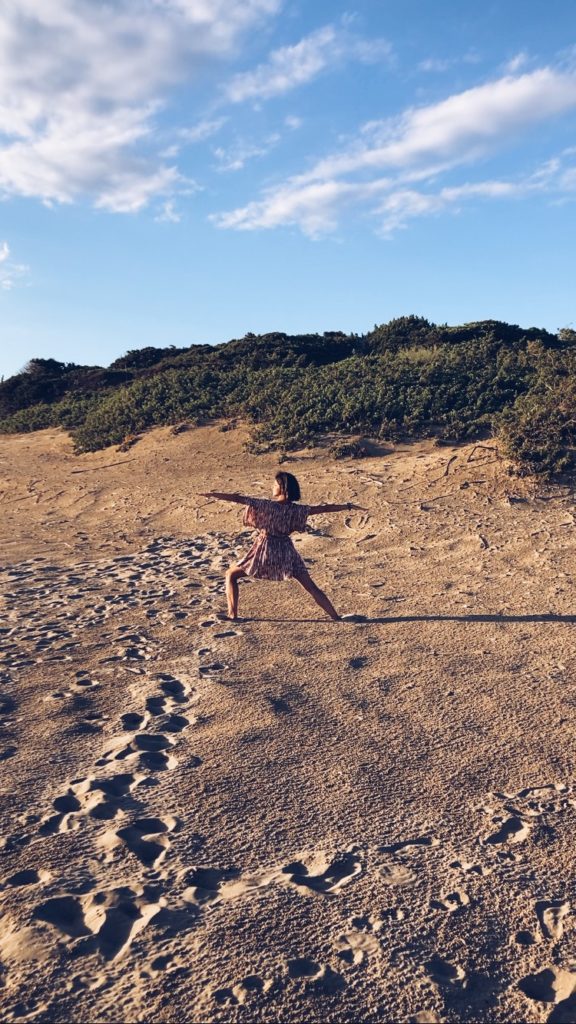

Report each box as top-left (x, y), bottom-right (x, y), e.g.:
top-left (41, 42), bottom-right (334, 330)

top-left (198, 492), bottom-right (250, 504)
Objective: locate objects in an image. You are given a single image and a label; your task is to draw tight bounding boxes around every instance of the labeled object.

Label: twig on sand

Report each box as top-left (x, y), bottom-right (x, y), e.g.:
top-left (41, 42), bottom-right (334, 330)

top-left (71, 460), bottom-right (136, 473)
top-left (466, 444), bottom-right (499, 463)
top-left (3, 492), bottom-right (35, 503)
top-left (443, 454), bottom-right (458, 477)
top-left (429, 453), bottom-right (458, 483)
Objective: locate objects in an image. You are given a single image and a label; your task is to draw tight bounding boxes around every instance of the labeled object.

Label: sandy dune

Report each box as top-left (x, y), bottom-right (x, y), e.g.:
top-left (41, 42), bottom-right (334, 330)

top-left (0, 423), bottom-right (575, 1023)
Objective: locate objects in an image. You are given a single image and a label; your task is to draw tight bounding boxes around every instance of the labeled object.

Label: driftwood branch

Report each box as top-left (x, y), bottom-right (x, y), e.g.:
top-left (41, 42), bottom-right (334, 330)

top-left (71, 459), bottom-right (136, 474)
top-left (443, 454), bottom-right (458, 477)
top-left (466, 444), bottom-right (499, 463)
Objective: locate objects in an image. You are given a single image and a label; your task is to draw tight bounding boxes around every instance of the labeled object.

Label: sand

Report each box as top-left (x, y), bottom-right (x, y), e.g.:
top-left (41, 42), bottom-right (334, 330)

top-left (0, 422), bottom-right (575, 1023)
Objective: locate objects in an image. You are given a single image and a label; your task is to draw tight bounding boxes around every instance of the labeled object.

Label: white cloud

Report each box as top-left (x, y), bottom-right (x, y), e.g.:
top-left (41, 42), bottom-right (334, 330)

top-left (504, 51), bottom-right (530, 74)
top-left (224, 22), bottom-right (392, 103)
top-left (213, 132), bottom-right (281, 172)
top-left (214, 66), bottom-right (576, 236)
top-left (178, 117), bottom-right (227, 144)
top-left (0, 0), bottom-right (280, 211)
top-left (298, 68), bottom-right (576, 183)
top-left (418, 51), bottom-right (481, 73)
top-left (0, 241), bottom-right (29, 290)
top-left (212, 159), bottom-right (576, 238)
top-left (155, 200), bottom-right (182, 223)
top-left (211, 177), bottom-right (393, 237)
top-left (377, 179), bottom-right (535, 235)
top-left (418, 57), bottom-right (452, 73)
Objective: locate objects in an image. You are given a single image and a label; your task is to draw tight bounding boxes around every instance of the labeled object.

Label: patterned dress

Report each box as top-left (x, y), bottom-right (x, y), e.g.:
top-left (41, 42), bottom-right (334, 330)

top-left (236, 497), bottom-right (311, 580)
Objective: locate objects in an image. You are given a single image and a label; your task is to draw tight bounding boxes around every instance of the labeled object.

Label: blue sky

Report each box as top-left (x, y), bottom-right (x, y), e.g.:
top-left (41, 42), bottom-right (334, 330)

top-left (0, 0), bottom-right (575, 378)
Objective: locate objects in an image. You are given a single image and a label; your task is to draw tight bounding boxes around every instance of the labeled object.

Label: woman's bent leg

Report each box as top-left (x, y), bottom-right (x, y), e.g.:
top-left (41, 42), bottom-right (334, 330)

top-left (293, 571), bottom-right (340, 621)
top-left (225, 565), bottom-right (247, 619)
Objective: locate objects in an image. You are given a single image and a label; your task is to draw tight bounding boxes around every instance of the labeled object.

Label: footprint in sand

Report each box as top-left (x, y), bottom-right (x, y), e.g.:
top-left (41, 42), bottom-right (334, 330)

top-left (380, 836), bottom-right (439, 855)
top-left (425, 955), bottom-right (467, 987)
top-left (163, 713), bottom-right (190, 733)
top-left (378, 835), bottom-right (439, 887)
top-left (33, 888), bottom-right (163, 961)
top-left (283, 848), bottom-right (363, 895)
top-left (536, 900), bottom-right (571, 941)
top-left (286, 959), bottom-right (346, 993)
top-left (379, 862), bottom-right (417, 887)
top-left (483, 785), bottom-right (572, 850)
top-left (121, 712), bottom-right (147, 730)
top-left (213, 975), bottom-right (272, 1006)
top-left (431, 889), bottom-right (470, 913)
top-left (519, 966), bottom-right (576, 1004)
top-left (38, 773), bottom-right (139, 835)
top-left (335, 927), bottom-right (380, 965)
top-left (4, 868), bottom-right (51, 888)
top-left (198, 662), bottom-right (227, 677)
top-left (33, 895), bottom-right (92, 939)
top-left (183, 866), bottom-right (242, 905)
top-left (449, 858), bottom-right (490, 878)
top-left (74, 671), bottom-right (99, 689)
top-left (184, 849), bottom-right (363, 908)
top-left (483, 816), bottom-right (530, 846)
top-left (106, 815), bottom-right (179, 869)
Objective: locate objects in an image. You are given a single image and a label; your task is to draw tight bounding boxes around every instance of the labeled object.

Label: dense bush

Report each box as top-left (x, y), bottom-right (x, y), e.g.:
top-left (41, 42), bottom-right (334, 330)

top-left (1, 319), bottom-right (574, 476)
top-left (498, 346), bottom-right (576, 476)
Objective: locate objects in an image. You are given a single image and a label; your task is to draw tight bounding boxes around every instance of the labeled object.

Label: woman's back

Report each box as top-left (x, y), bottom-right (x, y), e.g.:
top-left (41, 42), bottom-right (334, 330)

top-left (243, 497), bottom-right (309, 536)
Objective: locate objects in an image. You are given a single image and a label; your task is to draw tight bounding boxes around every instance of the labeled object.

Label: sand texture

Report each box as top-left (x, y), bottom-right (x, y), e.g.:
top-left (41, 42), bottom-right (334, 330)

top-left (0, 424), bottom-right (575, 1023)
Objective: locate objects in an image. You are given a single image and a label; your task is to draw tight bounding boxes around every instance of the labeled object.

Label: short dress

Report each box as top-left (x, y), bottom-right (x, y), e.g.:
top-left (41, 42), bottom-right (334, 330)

top-left (236, 497), bottom-right (311, 580)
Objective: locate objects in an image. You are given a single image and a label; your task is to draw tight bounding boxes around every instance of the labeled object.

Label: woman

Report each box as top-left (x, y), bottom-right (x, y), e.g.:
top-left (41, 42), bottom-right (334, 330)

top-left (199, 471), bottom-right (365, 621)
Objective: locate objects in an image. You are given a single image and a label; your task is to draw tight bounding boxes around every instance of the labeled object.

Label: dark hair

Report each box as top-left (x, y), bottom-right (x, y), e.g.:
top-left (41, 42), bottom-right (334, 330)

top-left (275, 471), bottom-right (301, 502)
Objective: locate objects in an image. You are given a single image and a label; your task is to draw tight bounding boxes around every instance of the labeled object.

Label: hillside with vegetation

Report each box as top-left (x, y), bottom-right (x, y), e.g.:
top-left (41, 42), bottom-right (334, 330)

top-left (1, 316), bottom-right (575, 476)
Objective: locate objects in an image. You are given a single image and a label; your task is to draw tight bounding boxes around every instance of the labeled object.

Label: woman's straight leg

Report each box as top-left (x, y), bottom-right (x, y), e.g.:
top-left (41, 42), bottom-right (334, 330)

top-left (225, 565), bottom-right (247, 619)
top-left (293, 570), bottom-right (340, 621)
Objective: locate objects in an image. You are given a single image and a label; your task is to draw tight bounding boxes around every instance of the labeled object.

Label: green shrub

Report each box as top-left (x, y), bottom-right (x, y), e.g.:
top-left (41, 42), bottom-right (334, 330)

top-left (1, 319), bottom-right (575, 477)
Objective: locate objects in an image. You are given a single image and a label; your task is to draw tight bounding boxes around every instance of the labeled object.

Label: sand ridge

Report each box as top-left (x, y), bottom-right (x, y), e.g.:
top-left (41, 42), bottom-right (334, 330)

top-left (0, 424), bottom-right (575, 1023)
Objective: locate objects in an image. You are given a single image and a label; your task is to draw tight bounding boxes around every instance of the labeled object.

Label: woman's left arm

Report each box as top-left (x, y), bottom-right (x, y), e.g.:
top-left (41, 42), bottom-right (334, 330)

top-left (307, 502), bottom-right (367, 514)
top-left (198, 491), bottom-right (250, 504)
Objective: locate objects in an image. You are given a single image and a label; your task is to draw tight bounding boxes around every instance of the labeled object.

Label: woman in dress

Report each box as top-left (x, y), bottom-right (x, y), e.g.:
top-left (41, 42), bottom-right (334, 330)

top-left (199, 471), bottom-right (365, 621)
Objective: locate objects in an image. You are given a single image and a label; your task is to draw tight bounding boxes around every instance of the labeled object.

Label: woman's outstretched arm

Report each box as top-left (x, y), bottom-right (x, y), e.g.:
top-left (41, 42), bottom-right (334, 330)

top-left (198, 491), bottom-right (250, 504)
top-left (307, 502), bottom-right (366, 514)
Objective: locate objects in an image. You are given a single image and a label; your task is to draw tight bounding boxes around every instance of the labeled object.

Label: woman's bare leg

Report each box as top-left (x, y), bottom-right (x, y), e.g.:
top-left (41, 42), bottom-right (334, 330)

top-left (293, 570), bottom-right (340, 620)
top-left (225, 565), bottom-right (247, 619)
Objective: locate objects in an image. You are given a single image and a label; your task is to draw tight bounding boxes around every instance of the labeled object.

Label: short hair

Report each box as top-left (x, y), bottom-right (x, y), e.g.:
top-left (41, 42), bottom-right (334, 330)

top-left (275, 471), bottom-right (301, 502)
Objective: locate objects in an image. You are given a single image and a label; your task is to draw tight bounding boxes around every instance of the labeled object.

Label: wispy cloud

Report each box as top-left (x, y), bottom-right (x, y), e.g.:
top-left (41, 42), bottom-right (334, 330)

top-left (154, 200), bottom-right (181, 224)
top-left (213, 132), bottom-right (281, 172)
top-left (213, 66), bottom-right (576, 236)
top-left (223, 22), bottom-right (392, 103)
top-left (377, 177), bottom-right (538, 236)
top-left (178, 117), bottom-right (228, 145)
top-left (418, 51), bottom-right (481, 73)
top-left (504, 51), bottom-right (530, 74)
top-left (0, 0), bottom-right (280, 212)
top-left (213, 154), bottom-right (576, 238)
top-left (212, 177), bottom-right (393, 236)
top-left (298, 68), bottom-right (576, 182)
top-left (0, 241), bottom-right (29, 290)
